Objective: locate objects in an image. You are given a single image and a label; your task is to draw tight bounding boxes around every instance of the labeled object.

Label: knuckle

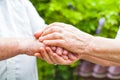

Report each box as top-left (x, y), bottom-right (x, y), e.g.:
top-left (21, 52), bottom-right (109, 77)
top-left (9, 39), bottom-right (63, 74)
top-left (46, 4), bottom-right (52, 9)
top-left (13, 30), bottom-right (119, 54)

top-left (52, 32), bottom-right (59, 38)
top-left (50, 28), bottom-right (57, 32)
top-left (54, 32), bottom-right (59, 36)
top-left (57, 28), bottom-right (62, 33)
top-left (50, 28), bottom-right (56, 32)
top-left (58, 33), bottom-right (63, 39)
top-left (50, 27), bottom-right (62, 33)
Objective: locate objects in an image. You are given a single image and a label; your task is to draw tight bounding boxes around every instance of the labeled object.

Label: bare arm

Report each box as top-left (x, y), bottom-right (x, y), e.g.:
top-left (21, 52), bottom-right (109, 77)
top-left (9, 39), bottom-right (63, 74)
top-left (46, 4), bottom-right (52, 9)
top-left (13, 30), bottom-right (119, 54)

top-left (84, 37), bottom-right (120, 66)
top-left (0, 38), bottom-right (44, 60)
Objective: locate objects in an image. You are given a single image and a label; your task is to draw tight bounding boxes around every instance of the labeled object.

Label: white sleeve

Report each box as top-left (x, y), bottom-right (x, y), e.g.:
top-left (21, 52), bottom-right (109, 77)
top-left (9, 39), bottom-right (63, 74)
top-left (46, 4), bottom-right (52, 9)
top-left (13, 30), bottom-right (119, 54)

top-left (22, 0), bottom-right (46, 33)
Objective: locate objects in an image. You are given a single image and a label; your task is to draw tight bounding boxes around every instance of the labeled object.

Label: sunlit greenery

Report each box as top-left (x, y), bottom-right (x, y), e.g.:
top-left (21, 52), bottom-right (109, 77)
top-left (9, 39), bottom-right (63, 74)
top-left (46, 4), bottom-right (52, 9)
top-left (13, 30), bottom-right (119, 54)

top-left (30, 0), bottom-right (120, 80)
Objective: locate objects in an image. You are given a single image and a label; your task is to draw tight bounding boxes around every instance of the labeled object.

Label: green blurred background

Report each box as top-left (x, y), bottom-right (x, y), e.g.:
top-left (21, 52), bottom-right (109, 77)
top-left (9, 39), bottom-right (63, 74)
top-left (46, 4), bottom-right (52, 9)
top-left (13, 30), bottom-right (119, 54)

top-left (30, 0), bottom-right (120, 80)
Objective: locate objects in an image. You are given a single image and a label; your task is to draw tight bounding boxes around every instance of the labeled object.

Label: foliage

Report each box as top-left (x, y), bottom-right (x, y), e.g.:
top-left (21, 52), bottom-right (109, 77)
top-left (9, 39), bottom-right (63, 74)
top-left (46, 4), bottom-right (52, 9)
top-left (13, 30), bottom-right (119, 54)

top-left (37, 59), bottom-right (79, 80)
top-left (30, 0), bottom-right (120, 80)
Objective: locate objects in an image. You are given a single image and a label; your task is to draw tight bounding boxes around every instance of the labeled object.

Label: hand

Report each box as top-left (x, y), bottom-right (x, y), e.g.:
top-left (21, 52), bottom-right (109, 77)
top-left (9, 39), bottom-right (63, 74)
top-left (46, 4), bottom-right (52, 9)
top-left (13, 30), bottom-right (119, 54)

top-left (35, 47), bottom-right (80, 65)
top-left (19, 38), bottom-right (80, 65)
top-left (52, 46), bottom-right (81, 61)
top-left (35, 46), bottom-right (79, 63)
top-left (34, 23), bottom-right (120, 66)
top-left (34, 22), bottom-right (94, 54)
top-left (34, 29), bottom-right (77, 61)
top-left (19, 38), bottom-right (45, 56)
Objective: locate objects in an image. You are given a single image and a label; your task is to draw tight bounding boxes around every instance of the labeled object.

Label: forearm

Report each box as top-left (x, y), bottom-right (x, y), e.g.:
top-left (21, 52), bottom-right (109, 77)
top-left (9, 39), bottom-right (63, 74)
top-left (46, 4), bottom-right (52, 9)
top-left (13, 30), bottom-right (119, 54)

top-left (0, 38), bottom-right (39, 60)
top-left (84, 37), bottom-right (120, 65)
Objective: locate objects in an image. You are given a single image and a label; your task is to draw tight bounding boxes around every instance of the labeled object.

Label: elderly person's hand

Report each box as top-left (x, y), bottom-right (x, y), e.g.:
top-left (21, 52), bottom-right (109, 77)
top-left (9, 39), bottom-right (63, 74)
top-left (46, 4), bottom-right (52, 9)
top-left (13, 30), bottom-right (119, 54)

top-left (34, 22), bottom-right (93, 54)
top-left (34, 22), bottom-right (120, 66)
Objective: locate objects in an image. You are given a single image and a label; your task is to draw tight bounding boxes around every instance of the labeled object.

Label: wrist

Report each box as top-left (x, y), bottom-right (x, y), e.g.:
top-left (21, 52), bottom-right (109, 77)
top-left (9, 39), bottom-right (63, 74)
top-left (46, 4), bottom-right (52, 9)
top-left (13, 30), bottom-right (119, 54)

top-left (17, 38), bottom-right (45, 55)
top-left (17, 38), bottom-right (33, 54)
top-left (85, 36), bottom-right (97, 54)
top-left (77, 33), bottom-right (94, 55)
top-left (85, 36), bottom-right (105, 57)
top-left (17, 39), bottom-right (26, 54)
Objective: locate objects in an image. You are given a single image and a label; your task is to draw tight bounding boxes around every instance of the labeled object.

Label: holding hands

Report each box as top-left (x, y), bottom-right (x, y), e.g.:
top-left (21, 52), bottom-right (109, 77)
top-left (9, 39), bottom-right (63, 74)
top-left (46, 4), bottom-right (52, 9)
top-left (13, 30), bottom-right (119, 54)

top-left (33, 22), bottom-right (120, 66)
top-left (33, 23), bottom-right (82, 65)
top-left (1, 22), bottom-right (120, 66)
top-left (34, 22), bottom-right (93, 54)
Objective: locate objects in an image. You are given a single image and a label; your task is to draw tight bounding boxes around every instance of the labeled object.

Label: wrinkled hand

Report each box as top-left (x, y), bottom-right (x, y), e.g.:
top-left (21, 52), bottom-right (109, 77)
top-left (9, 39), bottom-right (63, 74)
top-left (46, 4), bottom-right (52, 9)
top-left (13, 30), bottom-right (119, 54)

top-left (34, 22), bottom-right (96, 65)
top-left (34, 22), bottom-right (93, 54)
top-left (34, 28), bottom-right (81, 64)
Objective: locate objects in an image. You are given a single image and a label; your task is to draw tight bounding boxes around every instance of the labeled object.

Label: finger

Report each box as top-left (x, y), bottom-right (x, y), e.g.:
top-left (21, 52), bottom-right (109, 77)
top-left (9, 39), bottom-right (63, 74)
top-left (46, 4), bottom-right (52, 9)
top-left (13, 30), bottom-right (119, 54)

top-left (51, 46), bottom-right (57, 51)
top-left (34, 24), bottom-right (53, 39)
top-left (46, 47), bottom-right (74, 65)
top-left (40, 47), bottom-right (53, 64)
top-left (40, 22), bottom-right (65, 34)
top-left (48, 22), bottom-right (66, 28)
top-left (56, 47), bottom-right (63, 55)
top-left (43, 22), bottom-right (74, 36)
top-left (34, 31), bottom-right (43, 39)
top-left (68, 53), bottom-right (78, 61)
top-left (52, 53), bottom-right (73, 65)
top-left (39, 32), bottom-right (62, 41)
top-left (48, 22), bottom-right (74, 31)
top-left (34, 24), bottom-right (52, 39)
top-left (63, 49), bottom-right (69, 55)
top-left (41, 26), bottom-right (62, 36)
top-left (43, 40), bottom-right (64, 48)
top-left (34, 53), bottom-right (43, 60)
top-left (45, 47), bottom-right (59, 64)
top-left (61, 55), bottom-right (69, 60)
top-left (50, 22), bottom-right (81, 35)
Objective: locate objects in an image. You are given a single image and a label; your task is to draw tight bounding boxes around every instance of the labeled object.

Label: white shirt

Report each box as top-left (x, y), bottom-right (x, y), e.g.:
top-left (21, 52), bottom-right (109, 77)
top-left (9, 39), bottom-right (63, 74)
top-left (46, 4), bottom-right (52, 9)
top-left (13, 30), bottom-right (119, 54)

top-left (0, 0), bottom-right (45, 80)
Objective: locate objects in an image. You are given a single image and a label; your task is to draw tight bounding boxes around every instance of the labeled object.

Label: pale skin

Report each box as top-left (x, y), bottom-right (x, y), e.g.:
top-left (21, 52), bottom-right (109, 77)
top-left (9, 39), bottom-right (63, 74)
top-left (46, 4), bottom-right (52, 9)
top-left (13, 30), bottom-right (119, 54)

top-left (0, 38), bottom-right (45, 60)
top-left (0, 37), bottom-right (79, 65)
top-left (35, 22), bottom-right (120, 66)
top-left (35, 47), bottom-right (80, 65)
top-left (34, 33), bottom-right (80, 65)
